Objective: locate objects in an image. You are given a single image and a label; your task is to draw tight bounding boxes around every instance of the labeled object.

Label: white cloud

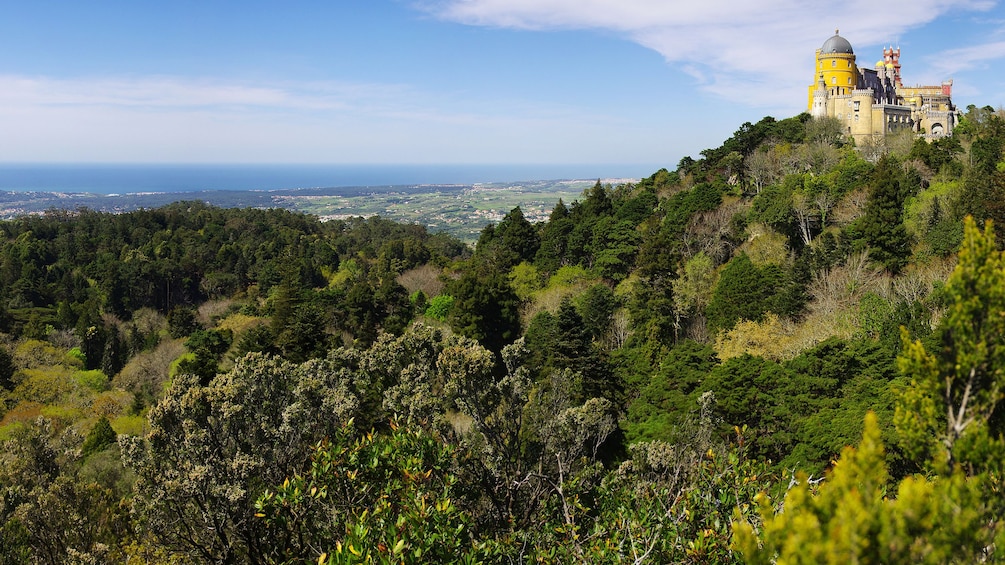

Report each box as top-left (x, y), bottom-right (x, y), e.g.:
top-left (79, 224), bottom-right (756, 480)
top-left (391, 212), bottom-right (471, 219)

top-left (425, 0), bottom-right (996, 107)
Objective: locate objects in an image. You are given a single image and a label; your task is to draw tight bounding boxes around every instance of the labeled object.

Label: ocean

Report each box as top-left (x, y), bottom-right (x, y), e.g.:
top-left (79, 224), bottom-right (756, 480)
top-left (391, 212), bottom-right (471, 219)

top-left (0, 163), bottom-right (660, 195)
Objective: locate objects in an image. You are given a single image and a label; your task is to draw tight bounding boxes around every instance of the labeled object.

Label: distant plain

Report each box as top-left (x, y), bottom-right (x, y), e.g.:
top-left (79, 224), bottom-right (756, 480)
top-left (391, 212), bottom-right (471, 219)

top-left (0, 179), bottom-right (614, 243)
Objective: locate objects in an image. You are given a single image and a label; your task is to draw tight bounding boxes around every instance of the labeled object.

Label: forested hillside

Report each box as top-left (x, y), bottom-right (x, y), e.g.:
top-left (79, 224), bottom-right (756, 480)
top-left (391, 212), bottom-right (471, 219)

top-left (2, 105), bottom-right (1005, 563)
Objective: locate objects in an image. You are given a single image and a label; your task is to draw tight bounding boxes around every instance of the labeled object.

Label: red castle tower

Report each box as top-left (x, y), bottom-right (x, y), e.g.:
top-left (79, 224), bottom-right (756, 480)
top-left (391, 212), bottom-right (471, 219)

top-left (883, 46), bottom-right (902, 87)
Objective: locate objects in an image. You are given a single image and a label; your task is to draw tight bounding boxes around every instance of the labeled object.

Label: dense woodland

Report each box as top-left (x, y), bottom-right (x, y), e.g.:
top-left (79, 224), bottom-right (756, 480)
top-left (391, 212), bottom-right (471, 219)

top-left (3, 106), bottom-right (1005, 563)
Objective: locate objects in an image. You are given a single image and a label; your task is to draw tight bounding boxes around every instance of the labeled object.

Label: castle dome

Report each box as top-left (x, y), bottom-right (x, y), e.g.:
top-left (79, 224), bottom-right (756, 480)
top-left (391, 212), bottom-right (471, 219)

top-left (821, 30), bottom-right (854, 54)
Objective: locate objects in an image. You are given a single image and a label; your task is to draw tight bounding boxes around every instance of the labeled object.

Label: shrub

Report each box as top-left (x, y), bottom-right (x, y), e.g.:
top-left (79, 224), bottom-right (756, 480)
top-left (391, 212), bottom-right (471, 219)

top-left (424, 295), bottom-right (454, 321)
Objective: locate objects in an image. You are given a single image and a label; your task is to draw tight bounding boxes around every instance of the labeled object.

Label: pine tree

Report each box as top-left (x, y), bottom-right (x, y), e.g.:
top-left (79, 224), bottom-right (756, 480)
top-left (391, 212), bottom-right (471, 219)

top-left (857, 156), bottom-right (912, 273)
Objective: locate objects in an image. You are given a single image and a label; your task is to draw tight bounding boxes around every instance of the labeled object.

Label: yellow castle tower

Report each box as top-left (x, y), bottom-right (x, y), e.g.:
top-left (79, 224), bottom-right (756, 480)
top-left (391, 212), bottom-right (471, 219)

top-left (807, 29), bottom-right (858, 106)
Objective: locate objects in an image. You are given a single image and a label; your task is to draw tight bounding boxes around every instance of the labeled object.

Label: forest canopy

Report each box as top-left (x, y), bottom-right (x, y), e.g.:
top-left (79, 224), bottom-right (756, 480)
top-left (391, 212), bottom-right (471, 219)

top-left (2, 105), bottom-right (1005, 563)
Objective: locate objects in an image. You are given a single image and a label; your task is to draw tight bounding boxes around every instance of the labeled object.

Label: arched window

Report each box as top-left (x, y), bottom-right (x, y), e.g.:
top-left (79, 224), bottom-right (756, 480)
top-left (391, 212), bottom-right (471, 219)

top-left (832, 60), bottom-right (836, 67)
top-left (832, 77), bottom-right (836, 84)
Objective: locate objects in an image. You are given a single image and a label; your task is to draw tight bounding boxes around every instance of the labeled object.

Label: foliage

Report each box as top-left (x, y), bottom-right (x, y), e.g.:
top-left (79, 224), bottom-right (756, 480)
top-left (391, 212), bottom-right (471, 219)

top-left (81, 416), bottom-right (117, 457)
top-left (576, 283), bottom-right (619, 342)
top-left (671, 252), bottom-right (717, 341)
top-left (624, 340), bottom-right (718, 443)
top-left (0, 417), bottom-right (132, 563)
top-left (853, 156), bottom-right (914, 273)
top-left (446, 270), bottom-right (521, 353)
top-left (734, 412), bottom-right (1000, 564)
top-left (121, 353), bottom-right (359, 563)
top-left (706, 254), bottom-right (803, 335)
top-left (896, 216), bottom-right (1005, 474)
top-left (474, 206), bottom-right (539, 271)
top-left (255, 421), bottom-right (480, 565)
top-left (423, 294), bottom-right (454, 321)
top-left (507, 261), bottom-right (543, 302)
top-left (585, 396), bottom-right (773, 564)
top-left (0, 346), bottom-right (14, 391)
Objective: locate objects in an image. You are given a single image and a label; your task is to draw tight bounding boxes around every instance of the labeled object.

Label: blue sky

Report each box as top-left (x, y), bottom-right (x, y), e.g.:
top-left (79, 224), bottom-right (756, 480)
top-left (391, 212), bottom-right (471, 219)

top-left (1, 0), bottom-right (1004, 171)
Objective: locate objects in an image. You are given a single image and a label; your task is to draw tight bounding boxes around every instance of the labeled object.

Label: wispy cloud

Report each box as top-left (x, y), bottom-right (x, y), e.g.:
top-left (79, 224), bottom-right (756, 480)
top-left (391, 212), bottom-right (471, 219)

top-left (924, 40), bottom-right (1005, 76)
top-left (0, 75), bottom-right (414, 113)
top-left (425, 0), bottom-right (996, 107)
top-left (0, 74), bottom-right (632, 163)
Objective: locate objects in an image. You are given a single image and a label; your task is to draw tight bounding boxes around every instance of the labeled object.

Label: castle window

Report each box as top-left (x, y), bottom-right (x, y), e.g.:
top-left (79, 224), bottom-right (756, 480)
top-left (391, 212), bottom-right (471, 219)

top-left (832, 77), bottom-right (836, 84)
top-left (832, 60), bottom-right (836, 67)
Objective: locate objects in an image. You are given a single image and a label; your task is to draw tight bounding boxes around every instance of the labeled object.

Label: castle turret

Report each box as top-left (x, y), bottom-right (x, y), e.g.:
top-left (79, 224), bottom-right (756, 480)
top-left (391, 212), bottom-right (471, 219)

top-left (883, 46), bottom-right (902, 86)
top-left (811, 76), bottom-right (828, 118)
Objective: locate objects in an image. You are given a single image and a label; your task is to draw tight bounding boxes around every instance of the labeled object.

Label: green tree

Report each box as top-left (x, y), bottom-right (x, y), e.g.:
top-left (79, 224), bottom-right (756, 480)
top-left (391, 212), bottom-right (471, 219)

top-left (166, 305), bottom-right (201, 339)
top-left (535, 201), bottom-right (574, 276)
top-left (508, 261), bottom-right (543, 302)
top-left (896, 216), bottom-right (1005, 475)
top-left (0, 346), bottom-right (14, 391)
top-left (706, 253), bottom-right (799, 335)
top-left (671, 252), bottom-right (717, 341)
top-left (804, 115), bottom-right (844, 146)
top-left (734, 413), bottom-right (999, 564)
top-left (576, 283), bottom-right (618, 343)
top-left (782, 337), bottom-right (899, 474)
top-left (585, 394), bottom-right (772, 564)
top-left (703, 354), bottom-right (795, 462)
top-left (493, 206), bottom-right (539, 266)
top-left (0, 418), bottom-right (131, 563)
top-left (624, 340), bottom-right (719, 443)
top-left (279, 302), bottom-right (330, 361)
top-left (855, 156), bottom-right (913, 273)
top-left (589, 218), bottom-right (641, 281)
top-left (447, 270), bottom-right (521, 353)
top-left (553, 297), bottom-right (615, 402)
top-left (81, 416), bottom-right (117, 457)
top-left (178, 328), bottom-right (234, 383)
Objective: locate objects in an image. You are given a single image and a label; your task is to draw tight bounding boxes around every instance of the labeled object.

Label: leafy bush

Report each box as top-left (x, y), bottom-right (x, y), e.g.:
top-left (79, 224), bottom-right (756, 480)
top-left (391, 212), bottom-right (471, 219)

top-left (423, 294), bottom-right (454, 321)
top-left (256, 421), bottom-right (479, 564)
top-left (74, 369), bottom-right (109, 393)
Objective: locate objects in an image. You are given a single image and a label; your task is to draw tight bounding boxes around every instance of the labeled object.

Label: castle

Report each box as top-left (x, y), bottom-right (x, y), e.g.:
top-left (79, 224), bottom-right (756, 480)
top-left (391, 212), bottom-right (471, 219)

top-left (808, 30), bottom-right (957, 145)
